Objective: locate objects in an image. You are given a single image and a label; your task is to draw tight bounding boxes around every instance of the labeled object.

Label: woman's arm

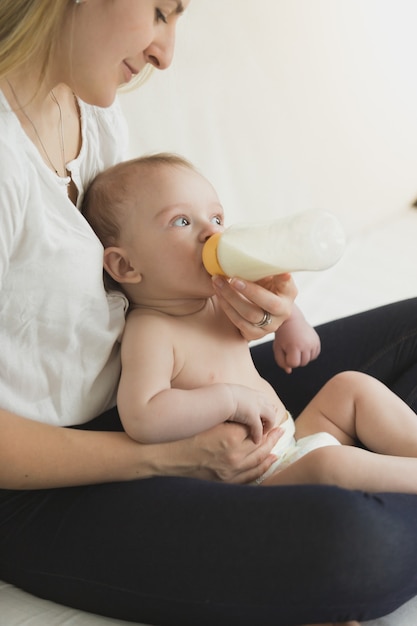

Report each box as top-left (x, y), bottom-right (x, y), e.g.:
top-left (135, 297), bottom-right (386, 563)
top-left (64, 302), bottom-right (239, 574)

top-left (0, 409), bottom-right (282, 489)
top-left (0, 408), bottom-right (156, 489)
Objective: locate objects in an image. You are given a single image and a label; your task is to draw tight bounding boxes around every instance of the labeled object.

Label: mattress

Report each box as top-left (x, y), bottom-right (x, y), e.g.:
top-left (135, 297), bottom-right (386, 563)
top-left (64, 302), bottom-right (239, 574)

top-left (1, 579), bottom-right (417, 626)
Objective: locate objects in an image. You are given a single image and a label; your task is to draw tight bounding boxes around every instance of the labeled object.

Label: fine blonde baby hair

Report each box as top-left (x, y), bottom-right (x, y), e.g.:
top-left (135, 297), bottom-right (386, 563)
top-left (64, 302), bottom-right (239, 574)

top-left (82, 152), bottom-right (196, 249)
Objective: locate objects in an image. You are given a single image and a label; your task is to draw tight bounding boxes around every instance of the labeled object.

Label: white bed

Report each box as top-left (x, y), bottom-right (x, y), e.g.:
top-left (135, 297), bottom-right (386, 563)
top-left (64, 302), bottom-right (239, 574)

top-left (1, 578), bottom-right (417, 626)
top-left (3, 1), bottom-right (417, 624)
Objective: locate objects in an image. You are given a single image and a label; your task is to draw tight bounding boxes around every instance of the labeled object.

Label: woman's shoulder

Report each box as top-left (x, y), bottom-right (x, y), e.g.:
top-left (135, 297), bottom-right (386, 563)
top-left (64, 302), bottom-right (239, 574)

top-left (0, 93), bottom-right (31, 177)
top-left (0, 133), bottom-right (29, 243)
top-left (0, 115), bottom-right (29, 198)
top-left (0, 109), bottom-right (24, 158)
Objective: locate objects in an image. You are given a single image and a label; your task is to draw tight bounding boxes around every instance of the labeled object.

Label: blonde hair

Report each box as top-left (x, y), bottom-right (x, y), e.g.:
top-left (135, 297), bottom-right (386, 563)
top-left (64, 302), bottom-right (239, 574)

top-left (0, 0), bottom-right (154, 100)
top-left (82, 153), bottom-right (196, 248)
top-left (0, 0), bottom-right (68, 80)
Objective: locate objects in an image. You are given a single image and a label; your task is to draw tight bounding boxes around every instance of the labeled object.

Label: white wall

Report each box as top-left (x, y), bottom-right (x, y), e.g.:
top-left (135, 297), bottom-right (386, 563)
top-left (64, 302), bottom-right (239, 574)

top-left (119, 0), bottom-right (417, 325)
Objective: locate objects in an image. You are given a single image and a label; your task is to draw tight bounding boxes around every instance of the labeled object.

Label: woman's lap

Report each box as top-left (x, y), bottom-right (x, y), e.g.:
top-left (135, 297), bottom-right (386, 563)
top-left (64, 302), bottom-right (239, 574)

top-left (3, 299), bottom-right (417, 624)
top-left (1, 477), bottom-right (417, 625)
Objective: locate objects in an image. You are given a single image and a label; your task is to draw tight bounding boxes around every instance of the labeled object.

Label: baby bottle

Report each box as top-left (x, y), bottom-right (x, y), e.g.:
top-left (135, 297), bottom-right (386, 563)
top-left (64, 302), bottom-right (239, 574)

top-left (202, 209), bottom-right (345, 281)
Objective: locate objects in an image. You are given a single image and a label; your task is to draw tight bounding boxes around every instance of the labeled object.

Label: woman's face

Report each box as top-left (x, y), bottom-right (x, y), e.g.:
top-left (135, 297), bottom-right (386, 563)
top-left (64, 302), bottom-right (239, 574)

top-left (59, 0), bottom-right (189, 107)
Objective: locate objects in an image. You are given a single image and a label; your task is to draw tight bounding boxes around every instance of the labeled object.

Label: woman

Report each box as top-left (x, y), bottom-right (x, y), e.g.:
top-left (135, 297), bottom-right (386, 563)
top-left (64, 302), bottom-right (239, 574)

top-left (1, 2), bottom-right (417, 625)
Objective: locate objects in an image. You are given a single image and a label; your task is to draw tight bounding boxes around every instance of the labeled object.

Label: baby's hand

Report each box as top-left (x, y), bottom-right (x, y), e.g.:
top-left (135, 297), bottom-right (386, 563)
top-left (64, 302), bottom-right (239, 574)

top-left (273, 305), bottom-right (321, 373)
top-left (227, 384), bottom-right (278, 444)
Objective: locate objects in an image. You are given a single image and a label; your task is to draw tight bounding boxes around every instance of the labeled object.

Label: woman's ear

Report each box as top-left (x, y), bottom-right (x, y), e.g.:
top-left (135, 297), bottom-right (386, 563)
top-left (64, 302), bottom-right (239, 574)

top-left (103, 247), bottom-right (142, 284)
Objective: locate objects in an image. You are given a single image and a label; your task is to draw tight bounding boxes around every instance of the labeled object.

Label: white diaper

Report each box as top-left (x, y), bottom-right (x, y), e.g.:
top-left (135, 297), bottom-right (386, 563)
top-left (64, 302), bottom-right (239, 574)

top-left (255, 412), bottom-right (341, 485)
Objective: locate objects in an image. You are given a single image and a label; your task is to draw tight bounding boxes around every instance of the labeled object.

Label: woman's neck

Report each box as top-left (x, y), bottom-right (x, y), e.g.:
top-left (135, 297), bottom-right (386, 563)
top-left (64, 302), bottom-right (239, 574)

top-left (1, 67), bottom-right (54, 113)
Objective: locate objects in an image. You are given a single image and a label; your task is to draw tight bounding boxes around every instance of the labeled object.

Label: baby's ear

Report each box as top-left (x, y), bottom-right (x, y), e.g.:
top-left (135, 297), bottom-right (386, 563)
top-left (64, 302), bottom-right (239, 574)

top-left (103, 247), bottom-right (142, 284)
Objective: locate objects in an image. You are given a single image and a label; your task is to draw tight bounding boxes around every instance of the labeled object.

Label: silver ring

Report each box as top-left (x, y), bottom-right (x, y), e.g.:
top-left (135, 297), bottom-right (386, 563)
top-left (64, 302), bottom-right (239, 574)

top-left (254, 310), bottom-right (272, 328)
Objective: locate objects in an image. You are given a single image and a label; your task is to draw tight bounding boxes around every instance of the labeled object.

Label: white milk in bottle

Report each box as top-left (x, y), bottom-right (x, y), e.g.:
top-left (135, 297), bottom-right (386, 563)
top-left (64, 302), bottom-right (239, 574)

top-left (202, 209), bottom-right (345, 281)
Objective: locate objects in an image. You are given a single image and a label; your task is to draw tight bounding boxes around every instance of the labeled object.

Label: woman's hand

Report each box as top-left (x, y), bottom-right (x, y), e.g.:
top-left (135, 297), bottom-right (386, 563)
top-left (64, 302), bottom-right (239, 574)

top-left (212, 273), bottom-right (297, 342)
top-left (170, 422), bottom-right (283, 484)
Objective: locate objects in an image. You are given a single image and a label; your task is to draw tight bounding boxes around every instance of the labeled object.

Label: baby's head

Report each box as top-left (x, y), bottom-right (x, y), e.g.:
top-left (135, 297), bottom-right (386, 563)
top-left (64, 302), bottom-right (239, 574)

top-left (82, 153), bottom-right (197, 249)
top-left (82, 153), bottom-right (224, 303)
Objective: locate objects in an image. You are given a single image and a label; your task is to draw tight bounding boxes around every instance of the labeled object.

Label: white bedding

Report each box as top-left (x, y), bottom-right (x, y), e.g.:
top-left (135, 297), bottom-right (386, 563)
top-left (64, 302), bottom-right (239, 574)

top-left (1, 578), bottom-right (417, 626)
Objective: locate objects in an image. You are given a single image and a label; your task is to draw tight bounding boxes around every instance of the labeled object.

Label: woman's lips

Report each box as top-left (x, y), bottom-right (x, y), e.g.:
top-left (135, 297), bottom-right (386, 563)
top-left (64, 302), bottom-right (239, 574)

top-left (122, 61), bottom-right (139, 83)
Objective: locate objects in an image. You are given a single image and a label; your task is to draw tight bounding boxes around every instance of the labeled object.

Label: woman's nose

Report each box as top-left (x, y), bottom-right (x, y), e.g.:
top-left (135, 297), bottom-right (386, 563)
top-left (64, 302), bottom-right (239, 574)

top-left (145, 29), bottom-right (176, 70)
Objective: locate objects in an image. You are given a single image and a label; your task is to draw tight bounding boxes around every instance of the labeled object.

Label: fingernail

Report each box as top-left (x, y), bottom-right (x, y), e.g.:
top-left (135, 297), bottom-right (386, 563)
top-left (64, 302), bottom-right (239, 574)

top-left (212, 275), bottom-right (225, 289)
top-left (230, 277), bottom-right (246, 291)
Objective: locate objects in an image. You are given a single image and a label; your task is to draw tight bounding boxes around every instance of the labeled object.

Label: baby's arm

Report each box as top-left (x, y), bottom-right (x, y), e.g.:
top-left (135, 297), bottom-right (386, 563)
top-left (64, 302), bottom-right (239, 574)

top-left (273, 303), bottom-right (321, 373)
top-left (118, 314), bottom-right (277, 444)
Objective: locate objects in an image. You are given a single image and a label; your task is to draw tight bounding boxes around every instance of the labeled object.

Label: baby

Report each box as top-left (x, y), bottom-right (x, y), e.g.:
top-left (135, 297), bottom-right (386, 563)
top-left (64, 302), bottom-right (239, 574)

top-left (82, 153), bottom-right (417, 497)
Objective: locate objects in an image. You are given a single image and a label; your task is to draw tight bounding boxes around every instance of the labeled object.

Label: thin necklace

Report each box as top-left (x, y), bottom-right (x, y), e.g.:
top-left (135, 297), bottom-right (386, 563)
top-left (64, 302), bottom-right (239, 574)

top-left (6, 79), bottom-right (67, 177)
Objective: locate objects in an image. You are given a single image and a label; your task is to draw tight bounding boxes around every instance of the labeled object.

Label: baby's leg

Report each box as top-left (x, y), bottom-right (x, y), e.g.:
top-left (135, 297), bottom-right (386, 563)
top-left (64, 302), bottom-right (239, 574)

top-left (262, 441), bottom-right (417, 492)
top-left (294, 371), bottom-right (417, 456)
top-left (262, 371), bottom-right (417, 492)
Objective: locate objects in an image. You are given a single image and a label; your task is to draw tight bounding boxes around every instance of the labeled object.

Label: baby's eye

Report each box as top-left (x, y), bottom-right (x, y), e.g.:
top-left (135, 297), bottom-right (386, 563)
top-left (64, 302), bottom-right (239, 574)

top-left (172, 216), bottom-right (190, 227)
top-left (155, 8), bottom-right (168, 23)
top-left (211, 215), bottom-right (223, 226)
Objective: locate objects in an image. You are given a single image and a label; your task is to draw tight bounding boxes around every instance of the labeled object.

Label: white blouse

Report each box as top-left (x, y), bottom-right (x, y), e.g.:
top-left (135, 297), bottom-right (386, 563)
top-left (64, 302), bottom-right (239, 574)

top-left (0, 91), bottom-right (128, 425)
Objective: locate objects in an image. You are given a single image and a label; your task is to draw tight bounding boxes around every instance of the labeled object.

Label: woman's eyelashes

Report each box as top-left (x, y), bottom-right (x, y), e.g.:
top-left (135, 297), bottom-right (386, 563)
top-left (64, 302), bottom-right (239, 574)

top-left (155, 8), bottom-right (168, 24)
